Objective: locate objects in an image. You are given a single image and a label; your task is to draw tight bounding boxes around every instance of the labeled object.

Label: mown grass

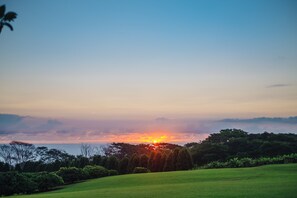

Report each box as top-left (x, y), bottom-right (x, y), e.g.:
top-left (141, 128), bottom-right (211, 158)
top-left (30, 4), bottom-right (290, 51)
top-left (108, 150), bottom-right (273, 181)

top-left (12, 164), bottom-right (297, 198)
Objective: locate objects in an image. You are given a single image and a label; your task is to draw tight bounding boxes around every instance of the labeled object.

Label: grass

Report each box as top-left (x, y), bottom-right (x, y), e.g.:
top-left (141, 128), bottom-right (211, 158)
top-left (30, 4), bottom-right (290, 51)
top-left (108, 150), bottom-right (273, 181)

top-left (12, 164), bottom-right (297, 198)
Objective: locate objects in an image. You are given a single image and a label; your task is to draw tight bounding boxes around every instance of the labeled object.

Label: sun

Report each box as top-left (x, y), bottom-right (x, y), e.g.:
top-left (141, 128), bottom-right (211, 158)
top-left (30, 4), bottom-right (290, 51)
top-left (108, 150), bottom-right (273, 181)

top-left (138, 132), bottom-right (169, 144)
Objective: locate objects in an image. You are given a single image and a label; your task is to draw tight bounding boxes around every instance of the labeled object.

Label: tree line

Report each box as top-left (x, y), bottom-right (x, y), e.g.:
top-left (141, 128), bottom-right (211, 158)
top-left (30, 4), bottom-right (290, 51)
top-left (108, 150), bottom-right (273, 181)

top-left (1, 129), bottom-right (297, 196)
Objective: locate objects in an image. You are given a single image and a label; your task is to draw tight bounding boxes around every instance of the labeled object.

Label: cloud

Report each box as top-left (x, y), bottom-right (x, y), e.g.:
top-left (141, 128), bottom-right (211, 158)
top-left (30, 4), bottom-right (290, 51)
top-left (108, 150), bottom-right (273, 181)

top-left (220, 116), bottom-right (297, 124)
top-left (0, 114), bottom-right (24, 126)
top-left (266, 84), bottom-right (291, 88)
top-left (1, 114), bottom-right (297, 144)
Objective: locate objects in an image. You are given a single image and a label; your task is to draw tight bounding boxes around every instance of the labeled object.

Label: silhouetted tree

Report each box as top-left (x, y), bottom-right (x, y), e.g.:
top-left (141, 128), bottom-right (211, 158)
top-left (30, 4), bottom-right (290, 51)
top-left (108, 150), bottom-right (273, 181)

top-left (172, 147), bottom-right (180, 170)
top-left (0, 5), bottom-right (17, 33)
top-left (128, 154), bottom-right (140, 173)
top-left (91, 155), bottom-right (102, 165)
top-left (72, 155), bottom-right (89, 168)
top-left (152, 152), bottom-right (162, 172)
top-left (106, 156), bottom-right (119, 170)
top-left (139, 154), bottom-right (149, 168)
top-left (0, 161), bottom-right (10, 172)
top-left (148, 152), bottom-right (155, 171)
top-left (118, 157), bottom-right (129, 174)
top-left (176, 148), bottom-right (193, 170)
top-left (163, 151), bottom-right (175, 171)
top-left (160, 153), bottom-right (167, 171)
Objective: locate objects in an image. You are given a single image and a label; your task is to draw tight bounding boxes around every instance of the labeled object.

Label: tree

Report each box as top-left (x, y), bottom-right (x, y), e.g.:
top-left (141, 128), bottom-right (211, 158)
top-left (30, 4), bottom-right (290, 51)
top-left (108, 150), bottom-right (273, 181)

top-left (139, 154), bottom-right (149, 168)
top-left (91, 155), bottom-right (102, 165)
top-left (151, 152), bottom-right (162, 172)
top-left (106, 156), bottom-right (119, 170)
top-left (0, 144), bottom-right (13, 165)
top-left (0, 161), bottom-right (10, 172)
top-left (10, 141), bottom-right (36, 167)
top-left (163, 152), bottom-right (175, 171)
top-left (118, 157), bottom-right (129, 174)
top-left (0, 5), bottom-right (17, 33)
top-left (176, 148), bottom-right (193, 170)
top-left (128, 154), bottom-right (139, 173)
top-left (160, 153), bottom-right (167, 171)
top-left (80, 144), bottom-right (94, 158)
top-left (72, 155), bottom-right (89, 168)
top-left (172, 147), bottom-right (180, 170)
top-left (148, 152), bottom-right (155, 171)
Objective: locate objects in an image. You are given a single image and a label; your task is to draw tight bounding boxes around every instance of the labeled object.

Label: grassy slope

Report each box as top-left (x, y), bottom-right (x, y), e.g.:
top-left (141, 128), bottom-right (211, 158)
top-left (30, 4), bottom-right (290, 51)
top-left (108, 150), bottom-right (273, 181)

top-left (12, 164), bottom-right (297, 198)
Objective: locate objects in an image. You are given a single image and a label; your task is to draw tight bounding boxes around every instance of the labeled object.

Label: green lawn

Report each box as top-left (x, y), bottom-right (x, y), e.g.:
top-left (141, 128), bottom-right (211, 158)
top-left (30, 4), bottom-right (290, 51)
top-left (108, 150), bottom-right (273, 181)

top-left (12, 164), bottom-right (297, 198)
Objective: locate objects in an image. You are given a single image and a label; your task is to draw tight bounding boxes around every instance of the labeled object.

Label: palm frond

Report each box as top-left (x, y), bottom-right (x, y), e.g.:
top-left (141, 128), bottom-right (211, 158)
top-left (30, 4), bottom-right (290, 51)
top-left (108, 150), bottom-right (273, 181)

top-left (4, 12), bottom-right (17, 22)
top-left (3, 22), bottom-right (13, 31)
top-left (0, 5), bottom-right (5, 19)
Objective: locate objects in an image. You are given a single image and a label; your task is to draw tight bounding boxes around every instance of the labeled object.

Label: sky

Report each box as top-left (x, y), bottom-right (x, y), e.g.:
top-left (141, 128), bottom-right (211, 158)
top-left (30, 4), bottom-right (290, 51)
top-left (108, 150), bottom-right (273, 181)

top-left (0, 0), bottom-right (297, 144)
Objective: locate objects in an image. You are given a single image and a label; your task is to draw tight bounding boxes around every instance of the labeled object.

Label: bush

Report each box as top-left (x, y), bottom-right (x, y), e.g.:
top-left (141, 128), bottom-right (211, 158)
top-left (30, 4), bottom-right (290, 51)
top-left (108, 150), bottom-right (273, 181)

top-left (0, 172), bottom-right (37, 196)
top-left (56, 167), bottom-right (85, 183)
top-left (203, 153), bottom-right (297, 169)
top-left (133, 167), bottom-right (150, 174)
top-left (108, 169), bottom-right (119, 176)
top-left (83, 165), bottom-right (109, 179)
top-left (34, 172), bottom-right (64, 191)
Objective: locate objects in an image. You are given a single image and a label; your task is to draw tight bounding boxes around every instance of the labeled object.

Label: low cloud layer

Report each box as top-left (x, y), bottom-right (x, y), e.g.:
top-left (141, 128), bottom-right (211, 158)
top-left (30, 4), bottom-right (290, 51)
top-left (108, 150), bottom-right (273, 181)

top-left (266, 84), bottom-right (291, 88)
top-left (0, 114), bottom-right (297, 144)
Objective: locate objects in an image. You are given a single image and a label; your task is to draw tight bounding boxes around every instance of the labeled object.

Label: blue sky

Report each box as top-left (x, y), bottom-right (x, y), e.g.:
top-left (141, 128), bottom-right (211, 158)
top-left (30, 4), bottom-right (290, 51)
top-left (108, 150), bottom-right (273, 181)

top-left (1, 0), bottom-right (297, 119)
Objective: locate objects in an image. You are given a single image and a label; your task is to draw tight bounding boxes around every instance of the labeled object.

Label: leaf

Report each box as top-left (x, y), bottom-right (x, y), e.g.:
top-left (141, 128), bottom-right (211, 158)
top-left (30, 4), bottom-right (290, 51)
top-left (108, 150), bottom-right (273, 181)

top-left (4, 12), bottom-right (17, 22)
top-left (0, 5), bottom-right (5, 19)
top-left (3, 22), bottom-right (13, 31)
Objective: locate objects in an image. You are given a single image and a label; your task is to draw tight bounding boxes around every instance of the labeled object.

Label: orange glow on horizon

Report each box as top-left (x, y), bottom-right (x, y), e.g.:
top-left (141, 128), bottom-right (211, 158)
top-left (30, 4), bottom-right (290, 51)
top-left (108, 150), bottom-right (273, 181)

top-left (140, 134), bottom-right (168, 144)
top-left (0, 131), bottom-right (209, 144)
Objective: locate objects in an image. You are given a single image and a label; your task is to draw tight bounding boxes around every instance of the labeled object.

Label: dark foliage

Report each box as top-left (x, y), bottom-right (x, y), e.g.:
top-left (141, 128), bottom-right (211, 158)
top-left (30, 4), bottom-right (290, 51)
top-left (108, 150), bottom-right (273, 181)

top-left (83, 165), bottom-right (109, 179)
top-left (106, 156), bottom-right (119, 171)
top-left (133, 167), bottom-right (150, 174)
top-left (33, 172), bottom-right (63, 192)
top-left (108, 169), bottom-right (119, 176)
top-left (0, 4), bottom-right (17, 33)
top-left (176, 148), bottom-right (193, 170)
top-left (189, 129), bottom-right (297, 166)
top-left (139, 154), bottom-right (149, 168)
top-left (103, 142), bottom-right (181, 159)
top-left (163, 152), bottom-right (175, 171)
top-left (118, 157), bottom-right (129, 174)
top-left (56, 167), bottom-right (86, 184)
top-left (0, 172), bottom-right (62, 196)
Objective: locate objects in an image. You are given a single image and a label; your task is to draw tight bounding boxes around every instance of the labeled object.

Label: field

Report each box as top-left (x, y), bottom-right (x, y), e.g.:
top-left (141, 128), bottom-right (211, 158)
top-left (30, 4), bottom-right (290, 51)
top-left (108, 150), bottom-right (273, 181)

top-left (12, 164), bottom-right (297, 198)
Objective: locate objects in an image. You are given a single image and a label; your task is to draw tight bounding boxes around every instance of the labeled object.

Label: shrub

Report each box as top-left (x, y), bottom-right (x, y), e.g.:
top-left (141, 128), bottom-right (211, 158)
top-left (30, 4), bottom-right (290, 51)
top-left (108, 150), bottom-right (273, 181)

top-left (34, 172), bottom-right (64, 191)
top-left (133, 167), bottom-right (150, 174)
top-left (56, 167), bottom-right (85, 183)
top-left (203, 153), bottom-right (297, 169)
top-left (0, 172), bottom-right (37, 196)
top-left (108, 169), bottom-right (119, 176)
top-left (83, 165), bottom-right (109, 179)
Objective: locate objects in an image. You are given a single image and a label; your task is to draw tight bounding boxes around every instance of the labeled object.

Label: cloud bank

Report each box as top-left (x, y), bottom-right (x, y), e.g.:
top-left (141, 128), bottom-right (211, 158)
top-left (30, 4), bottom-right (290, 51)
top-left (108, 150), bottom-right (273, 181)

top-left (0, 114), bottom-right (297, 144)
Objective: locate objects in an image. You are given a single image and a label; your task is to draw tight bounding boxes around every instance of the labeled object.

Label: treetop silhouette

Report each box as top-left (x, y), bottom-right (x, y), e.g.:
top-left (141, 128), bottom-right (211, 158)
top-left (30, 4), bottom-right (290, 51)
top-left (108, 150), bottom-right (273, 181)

top-left (0, 5), bottom-right (17, 34)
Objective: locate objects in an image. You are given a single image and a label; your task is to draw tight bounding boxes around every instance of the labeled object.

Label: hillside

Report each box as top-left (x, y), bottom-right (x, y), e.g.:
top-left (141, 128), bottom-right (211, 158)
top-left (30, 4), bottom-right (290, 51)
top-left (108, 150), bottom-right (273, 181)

top-left (12, 164), bottom-right (297, 198)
